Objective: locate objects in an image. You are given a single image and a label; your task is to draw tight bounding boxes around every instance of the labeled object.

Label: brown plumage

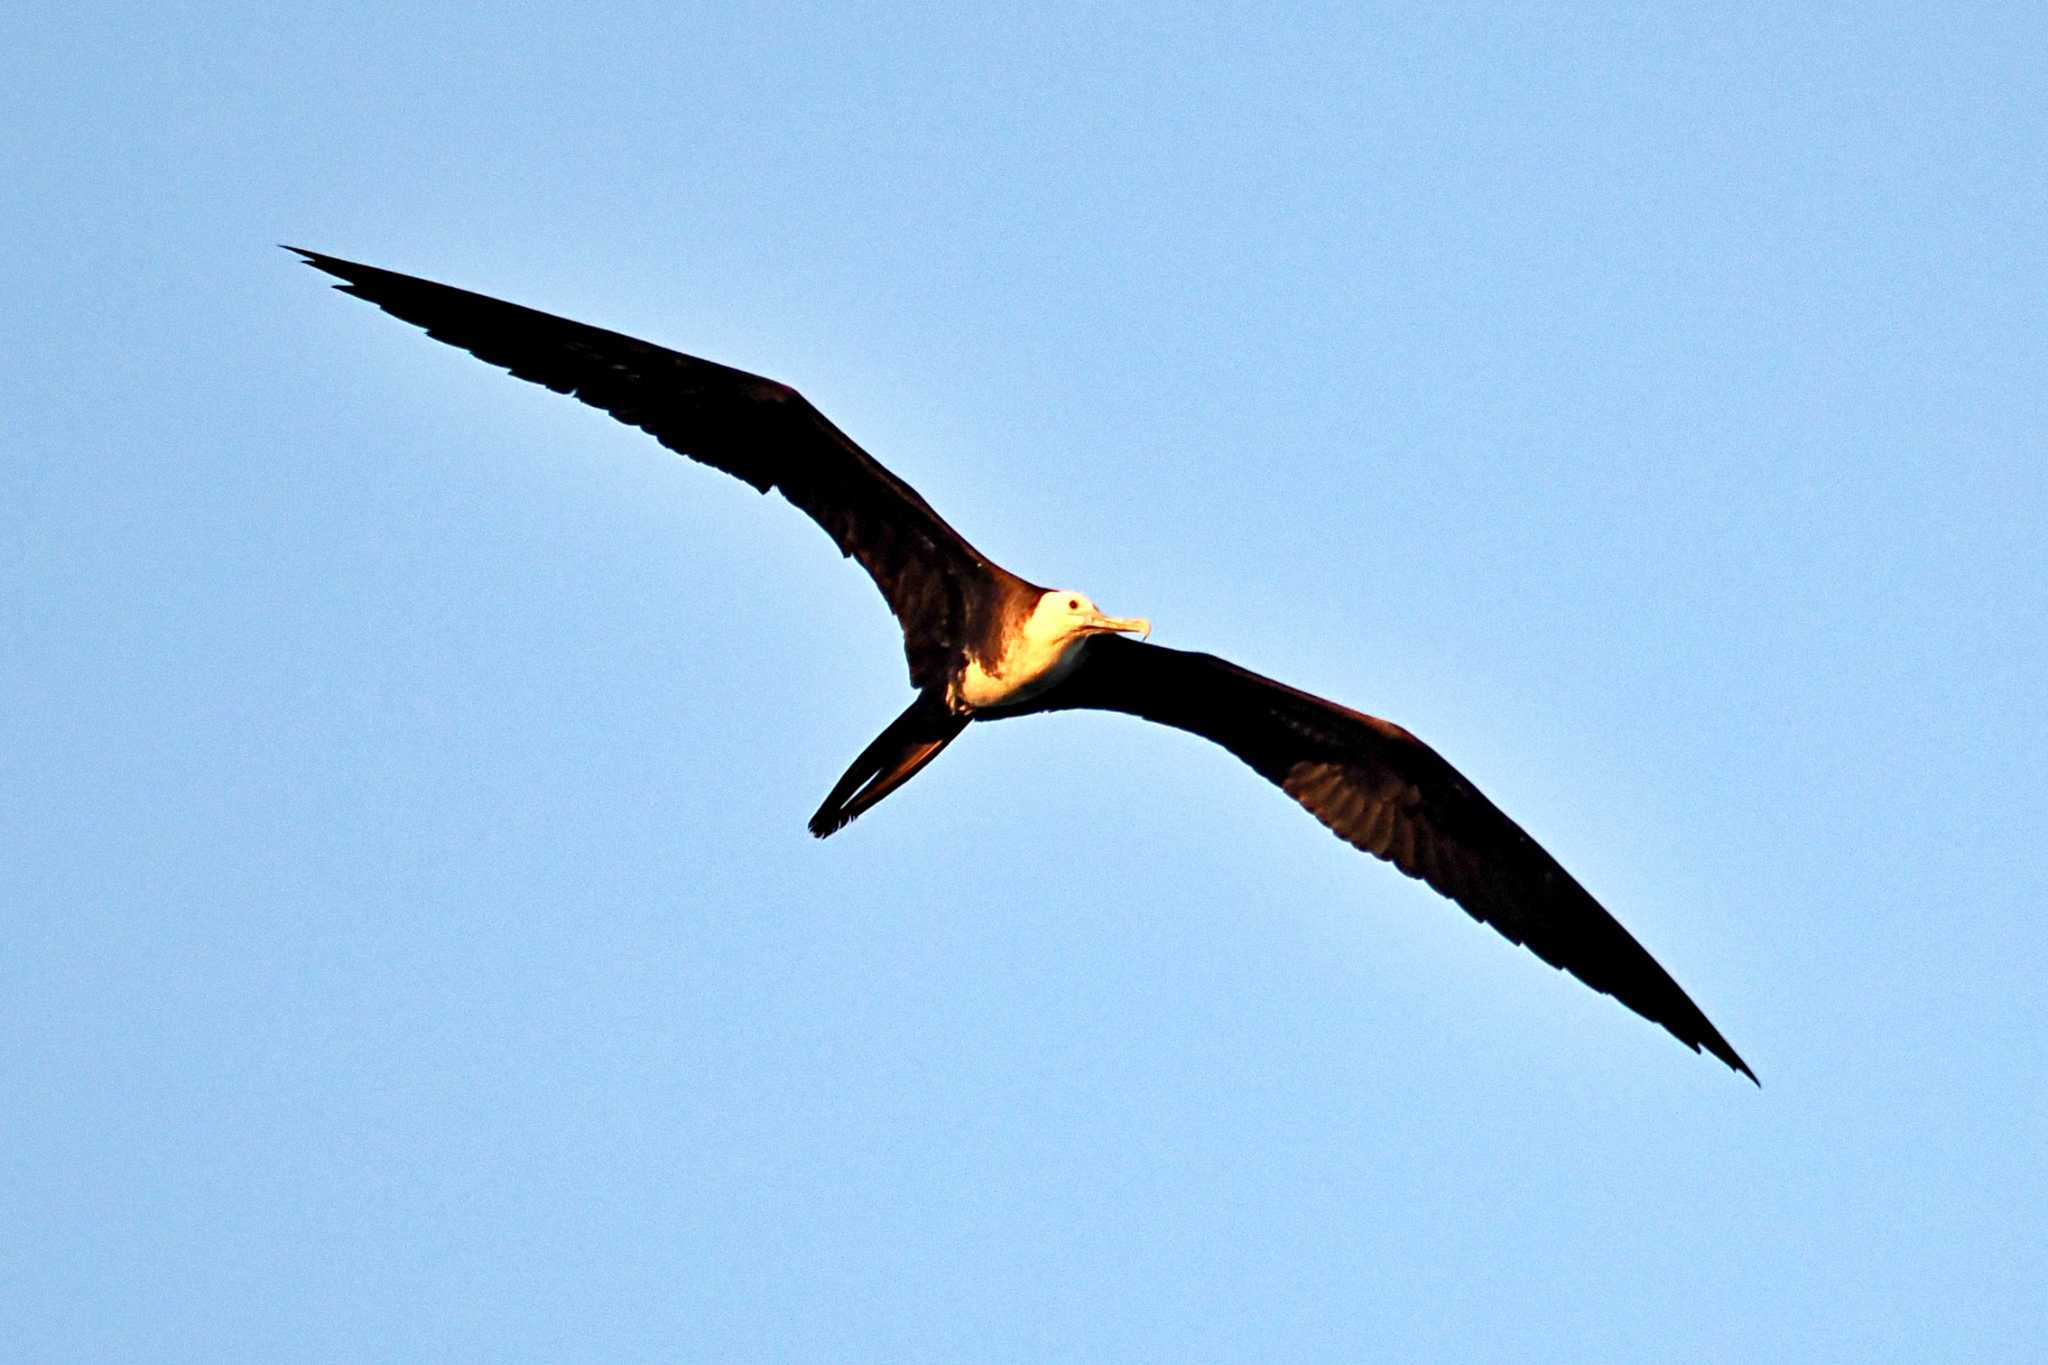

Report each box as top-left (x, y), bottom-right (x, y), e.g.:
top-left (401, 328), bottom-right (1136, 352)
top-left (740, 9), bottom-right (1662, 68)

top-left (292, 247), bottom-right (1755, 1083)
top-left (287, 247), bottom-right (1031, 695)
top-left (807, 693), bottom-right (968, 837)
top-left (1012, 638), bottom-right (1753, 1079)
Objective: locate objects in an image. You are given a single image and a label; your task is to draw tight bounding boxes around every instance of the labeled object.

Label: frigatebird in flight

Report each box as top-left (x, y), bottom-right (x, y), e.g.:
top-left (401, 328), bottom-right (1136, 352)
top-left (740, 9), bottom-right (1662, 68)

top-left (291, 247), bottom-right (1754, 1082)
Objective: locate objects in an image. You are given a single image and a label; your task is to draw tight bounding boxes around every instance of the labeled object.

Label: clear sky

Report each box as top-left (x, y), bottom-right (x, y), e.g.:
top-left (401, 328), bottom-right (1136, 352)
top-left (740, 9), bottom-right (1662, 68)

top-left (5, 4), bottom-right (2042, 1360)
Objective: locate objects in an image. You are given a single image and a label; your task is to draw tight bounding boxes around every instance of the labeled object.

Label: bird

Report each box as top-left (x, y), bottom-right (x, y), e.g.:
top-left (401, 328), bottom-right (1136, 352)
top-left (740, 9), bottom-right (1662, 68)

top-left (289, 246), bottom-right (1755, 1083)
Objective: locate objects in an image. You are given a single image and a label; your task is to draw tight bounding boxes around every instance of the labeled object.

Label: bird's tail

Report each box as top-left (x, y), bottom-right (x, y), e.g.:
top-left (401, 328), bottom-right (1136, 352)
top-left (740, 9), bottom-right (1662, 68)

top-left (808, 693), bottom-right (969, 838)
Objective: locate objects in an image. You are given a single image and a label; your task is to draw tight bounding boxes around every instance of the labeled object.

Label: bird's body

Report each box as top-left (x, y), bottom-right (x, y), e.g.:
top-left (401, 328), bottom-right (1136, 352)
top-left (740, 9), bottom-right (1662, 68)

top-left (291, 247), bottom-right (1755, 1083)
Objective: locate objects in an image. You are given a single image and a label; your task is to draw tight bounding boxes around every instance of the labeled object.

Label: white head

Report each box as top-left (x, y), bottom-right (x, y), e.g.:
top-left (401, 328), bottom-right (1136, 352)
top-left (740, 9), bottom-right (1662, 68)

top-left (1026, 589), bottom-right (1151, 647)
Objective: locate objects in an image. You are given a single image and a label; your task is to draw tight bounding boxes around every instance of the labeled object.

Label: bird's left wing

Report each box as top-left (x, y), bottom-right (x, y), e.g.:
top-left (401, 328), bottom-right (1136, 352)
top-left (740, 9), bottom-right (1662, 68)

top-left (289, 248), bottom-right (1013, 692)
top-left (1024, 636), bottom-right (1755, 1080)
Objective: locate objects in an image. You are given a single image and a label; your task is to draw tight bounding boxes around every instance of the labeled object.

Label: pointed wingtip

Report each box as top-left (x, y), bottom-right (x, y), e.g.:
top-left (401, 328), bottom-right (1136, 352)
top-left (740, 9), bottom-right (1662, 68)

top-left (282, 244), bottom-right (346, 282)
top-left (1701, 1034), bottom-right (1759, 1087)
top-left (281, 246), bottom-right (362, 287)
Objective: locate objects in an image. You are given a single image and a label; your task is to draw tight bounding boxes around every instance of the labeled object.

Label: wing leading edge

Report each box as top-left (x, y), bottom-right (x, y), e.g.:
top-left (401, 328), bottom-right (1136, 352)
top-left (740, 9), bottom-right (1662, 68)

top-left (289, 247), bottom-right (1015, 691)
top-left (1021, 636), bottom-right (1755, 1081)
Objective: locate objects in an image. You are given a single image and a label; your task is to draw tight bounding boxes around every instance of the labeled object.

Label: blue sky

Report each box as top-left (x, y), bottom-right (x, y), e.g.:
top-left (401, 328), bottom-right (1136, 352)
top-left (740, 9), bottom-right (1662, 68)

top-left (5, 3), bottom-right (2043, 1359)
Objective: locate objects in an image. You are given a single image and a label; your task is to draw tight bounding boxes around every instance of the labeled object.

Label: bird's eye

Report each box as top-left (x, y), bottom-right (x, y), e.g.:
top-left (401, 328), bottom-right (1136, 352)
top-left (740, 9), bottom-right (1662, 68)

top-left (1067, 598), bottom-right (1080, 610)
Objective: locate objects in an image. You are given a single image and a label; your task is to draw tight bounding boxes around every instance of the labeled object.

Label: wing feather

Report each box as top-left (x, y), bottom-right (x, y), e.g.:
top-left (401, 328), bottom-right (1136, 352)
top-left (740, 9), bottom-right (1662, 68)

top-left (1029, 636), bottom-right (1755, 1080)
top-left (291, 248), bottom-right (1012, 690)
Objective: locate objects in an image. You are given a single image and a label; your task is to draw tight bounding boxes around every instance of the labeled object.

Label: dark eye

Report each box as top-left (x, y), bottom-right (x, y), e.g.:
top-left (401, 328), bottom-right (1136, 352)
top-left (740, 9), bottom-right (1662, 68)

top-left (1067, 598), bottom-right (1080, 610)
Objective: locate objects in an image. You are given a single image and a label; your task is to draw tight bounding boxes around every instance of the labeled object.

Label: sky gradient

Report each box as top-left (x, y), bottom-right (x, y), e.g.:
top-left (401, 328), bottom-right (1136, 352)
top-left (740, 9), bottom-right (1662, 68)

top-left (5, 4), bottom-right (2043, 1360)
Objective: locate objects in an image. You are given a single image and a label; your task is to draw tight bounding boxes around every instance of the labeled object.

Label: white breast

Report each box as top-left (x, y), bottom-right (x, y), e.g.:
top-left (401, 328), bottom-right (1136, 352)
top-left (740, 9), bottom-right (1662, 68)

top-left (951, 633), bottom-right (1088, 712)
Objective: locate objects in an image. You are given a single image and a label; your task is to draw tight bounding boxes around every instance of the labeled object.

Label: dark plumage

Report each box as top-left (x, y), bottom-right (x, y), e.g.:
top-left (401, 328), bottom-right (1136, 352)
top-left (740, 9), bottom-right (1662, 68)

top-left (291, 246), bottom-right (1755, 1083)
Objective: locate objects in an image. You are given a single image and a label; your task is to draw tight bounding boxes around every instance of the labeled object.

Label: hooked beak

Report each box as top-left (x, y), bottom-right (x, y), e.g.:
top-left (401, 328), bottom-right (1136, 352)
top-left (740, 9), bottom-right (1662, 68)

top-left (1087, 612), bottom-right (1152, 641)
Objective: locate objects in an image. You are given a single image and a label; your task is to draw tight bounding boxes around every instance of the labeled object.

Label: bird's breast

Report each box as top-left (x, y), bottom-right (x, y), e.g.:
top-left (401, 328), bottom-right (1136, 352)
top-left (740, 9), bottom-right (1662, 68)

top-left (948, 634), bottom-right (1089, 713)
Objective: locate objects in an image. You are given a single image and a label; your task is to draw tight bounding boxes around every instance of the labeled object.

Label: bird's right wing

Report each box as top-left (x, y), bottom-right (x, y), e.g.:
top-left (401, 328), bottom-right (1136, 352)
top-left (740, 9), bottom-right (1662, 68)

top-left (291, 248), bottom-right (1014, 692)
top-left (1028, 636), bottom-right (1754, 1080)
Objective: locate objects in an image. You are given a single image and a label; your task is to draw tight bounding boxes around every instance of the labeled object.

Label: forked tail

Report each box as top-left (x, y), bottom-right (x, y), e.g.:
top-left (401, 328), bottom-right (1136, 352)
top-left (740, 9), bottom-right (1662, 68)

top-left (808, 693), bottom-right (969, 837)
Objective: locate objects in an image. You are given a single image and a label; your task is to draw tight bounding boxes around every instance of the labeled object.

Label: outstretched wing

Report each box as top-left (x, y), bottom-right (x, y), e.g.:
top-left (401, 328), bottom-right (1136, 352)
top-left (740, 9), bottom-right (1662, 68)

top-left (1028, 636), bottom-right (1755, 1080)
top-left (290, 247), bottom-right (1014, 691)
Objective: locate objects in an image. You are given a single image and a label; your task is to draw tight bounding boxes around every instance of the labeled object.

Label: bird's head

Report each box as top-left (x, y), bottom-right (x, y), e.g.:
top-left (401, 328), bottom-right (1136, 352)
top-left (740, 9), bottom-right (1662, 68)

top-left (1033, 589), bottom-right (1151, 645)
